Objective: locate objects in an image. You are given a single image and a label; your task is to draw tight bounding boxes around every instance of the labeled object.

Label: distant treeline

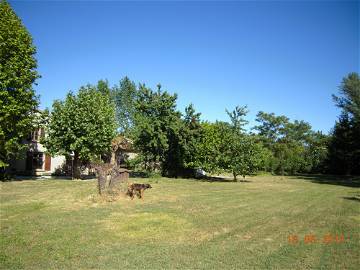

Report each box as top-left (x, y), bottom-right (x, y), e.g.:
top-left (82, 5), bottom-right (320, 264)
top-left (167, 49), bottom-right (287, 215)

top-left (44, 73), bottom-right (360, 179)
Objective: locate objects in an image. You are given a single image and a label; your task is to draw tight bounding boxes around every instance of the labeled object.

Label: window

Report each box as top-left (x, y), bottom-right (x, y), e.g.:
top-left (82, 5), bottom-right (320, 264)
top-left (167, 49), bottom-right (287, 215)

top-left (29, 128), bottom-right (45, 142)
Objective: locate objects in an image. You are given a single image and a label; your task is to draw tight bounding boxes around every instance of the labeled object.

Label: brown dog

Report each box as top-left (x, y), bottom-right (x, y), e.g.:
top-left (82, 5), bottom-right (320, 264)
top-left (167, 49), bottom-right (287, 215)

top-left (127, 183), bottom-right (152, 200)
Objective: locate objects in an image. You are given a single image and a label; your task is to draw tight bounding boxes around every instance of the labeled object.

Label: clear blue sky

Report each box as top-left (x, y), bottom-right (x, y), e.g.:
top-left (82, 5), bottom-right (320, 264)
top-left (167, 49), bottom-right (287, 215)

top-left (11, 0), bottom-right (359, 133)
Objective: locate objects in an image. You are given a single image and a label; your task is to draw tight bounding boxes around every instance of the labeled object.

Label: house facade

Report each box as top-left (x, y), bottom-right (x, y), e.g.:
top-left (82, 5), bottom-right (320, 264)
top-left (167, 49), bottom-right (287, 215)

top-left (9, 128), bottom-right (66, 176)
top-left (9, 129), bottom-right (137, 177)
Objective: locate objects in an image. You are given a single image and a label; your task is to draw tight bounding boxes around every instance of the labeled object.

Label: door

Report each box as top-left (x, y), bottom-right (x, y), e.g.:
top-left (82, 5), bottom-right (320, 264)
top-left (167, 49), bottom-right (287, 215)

top-left (45, 154), bottom-right (51, 171)
top-left (26, 152), bottom-right (33, 171)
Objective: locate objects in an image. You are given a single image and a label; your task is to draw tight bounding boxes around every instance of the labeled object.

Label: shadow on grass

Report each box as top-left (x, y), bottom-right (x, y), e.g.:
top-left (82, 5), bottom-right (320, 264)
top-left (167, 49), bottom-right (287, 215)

top-left (130, 171), bottom-right (151, 178)
top-left (12, 174), bottom-right (118, 181)
top-left (179, 176), bottom-right (253, 183)
top-left (291, 174), bottom-right (360, 188)
top-left (1, 175), bottom-right (90, 182)
top-left (343, 196), bottom-right (360, 202)
top-left (201, 176), bottom-right (235, 183)
top-left (129, 171), bottom-right (236, 182)
top-left (128, 170), bottom-right (255, 183)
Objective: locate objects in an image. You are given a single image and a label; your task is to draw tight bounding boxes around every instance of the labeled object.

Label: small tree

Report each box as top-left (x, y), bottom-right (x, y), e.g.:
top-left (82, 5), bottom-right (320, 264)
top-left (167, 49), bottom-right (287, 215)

top-left (224, 134), bottom-right (264, 181)
top-left (221, 106), bottom-right (262, 180)
top-left (219, 106), bottom-right (262, 180)
top-left (43, 85), bottom-right (117, 178)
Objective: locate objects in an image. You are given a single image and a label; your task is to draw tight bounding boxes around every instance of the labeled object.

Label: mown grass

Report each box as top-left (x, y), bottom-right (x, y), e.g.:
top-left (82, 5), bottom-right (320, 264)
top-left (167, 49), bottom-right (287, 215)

top-left (0, 175), bottom-right (359, 269)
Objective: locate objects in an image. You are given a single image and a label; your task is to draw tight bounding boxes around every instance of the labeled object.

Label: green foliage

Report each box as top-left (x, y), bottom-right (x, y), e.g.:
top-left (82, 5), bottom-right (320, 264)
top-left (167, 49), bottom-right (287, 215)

top-left (43, 85), bottom-right (117, 178)
top-left (225, 105), bottom-right (249, 132)
top-left (132, 87), bottom-right (204, 177)
top-left (328, 73), bottom-right (360, 175)
top-left (132, 84), bottom-right (181, 174)
top-left (254, 111), bottom-right (323, 175)
top-left (112, 76), bottom-right (138, 135)
top-left (179, 104), bottom-right (203, 169)
top-left (256, 144), bottom-right (276, 172)
top-left (221, 107), bottom-right (265, 180)
top-left (223, 133), bottom-right (265, 180)
top-left (0, 0), bottom-right (39, 170)
top-left (254, 111), bottom-right (289, 145)
top-left (194, 107), bottom-right (266, 180)
top-left (333, 72), bottom-right (360, 121)
top-left (96, 79), bottom-right (111, 97)
top-left (125, 154), bottom-right (144, 170)
top-left (327, 113), bottom-right (360, 175)
top-left (196, 121), bottom-right (226, 174)
top-left (303, 131), bottom-right (329, 173)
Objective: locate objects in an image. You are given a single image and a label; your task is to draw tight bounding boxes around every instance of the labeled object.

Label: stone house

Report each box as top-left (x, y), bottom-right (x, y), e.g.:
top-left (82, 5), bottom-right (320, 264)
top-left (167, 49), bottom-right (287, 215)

top-left (9, 127), bottom-right (66, 176)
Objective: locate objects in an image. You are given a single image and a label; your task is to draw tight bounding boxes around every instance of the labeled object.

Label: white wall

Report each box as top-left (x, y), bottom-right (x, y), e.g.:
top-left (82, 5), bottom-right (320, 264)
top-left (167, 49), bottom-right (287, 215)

top-left (50, 155), bottom-right (66, 173)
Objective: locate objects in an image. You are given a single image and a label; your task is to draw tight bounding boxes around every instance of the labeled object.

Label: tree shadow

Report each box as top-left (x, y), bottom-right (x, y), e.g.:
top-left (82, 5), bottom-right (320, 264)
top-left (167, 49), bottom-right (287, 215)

top-left (1, 175), bottom-right (76, 182)
top-left (179, 176), bottom-right (253, 183)
top-left (129, 171), bottom-right (245, 183)
top-left (343, 196), bottom-right (360, 202)
top-left (290, 174), bottom-right (360, 188)
top-left (202, 176), bottom-right (236, 183)
top-left (238, 179), bottom-right (252, 183)
top-left (129, 171), bottom-right (151, 178)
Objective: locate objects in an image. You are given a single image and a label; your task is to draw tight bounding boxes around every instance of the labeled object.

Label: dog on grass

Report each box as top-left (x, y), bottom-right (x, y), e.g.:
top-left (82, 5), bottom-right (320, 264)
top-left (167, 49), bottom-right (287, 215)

top-left (126, 183), bottom-right (152, 200)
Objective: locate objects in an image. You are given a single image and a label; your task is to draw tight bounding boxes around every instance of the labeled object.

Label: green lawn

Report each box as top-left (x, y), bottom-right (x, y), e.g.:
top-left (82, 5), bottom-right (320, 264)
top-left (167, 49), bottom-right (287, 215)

top-left (1, 175), bottom-right (359, 269)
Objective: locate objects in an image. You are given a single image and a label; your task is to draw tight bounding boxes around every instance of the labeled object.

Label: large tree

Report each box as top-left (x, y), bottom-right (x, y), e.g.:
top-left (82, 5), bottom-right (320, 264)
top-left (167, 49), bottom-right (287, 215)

top-left (195, 107), bottom-right (265, 180)
top-left (332, 73), bottom-right (360, 122)
top-left (0, 1), bottom-right (40, 171)
top-left (303, 131), bottom-right (329, 173)
top-left (254, 111), bottom-right (318, 175)
top-left (179, 104), bottom-right (203, 169)
top-left (43, 85), bottom-right (117, 178)
top-left (328, 72), bottom-right (360, 175)
top-left (132, 84), bottom-right (181, 174)
top-left (163, 103), bottom-right (204, 177)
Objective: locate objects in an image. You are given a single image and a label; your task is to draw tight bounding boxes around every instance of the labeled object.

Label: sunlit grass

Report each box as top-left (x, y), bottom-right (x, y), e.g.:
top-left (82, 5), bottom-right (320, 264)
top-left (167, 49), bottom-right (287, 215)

top-left (1, 175), bottom-right (359, 269)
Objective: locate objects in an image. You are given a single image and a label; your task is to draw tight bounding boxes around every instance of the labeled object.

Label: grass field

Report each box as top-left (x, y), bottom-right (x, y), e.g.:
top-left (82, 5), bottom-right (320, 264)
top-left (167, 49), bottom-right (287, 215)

top-left (1, 175), bottom-right (359, 269)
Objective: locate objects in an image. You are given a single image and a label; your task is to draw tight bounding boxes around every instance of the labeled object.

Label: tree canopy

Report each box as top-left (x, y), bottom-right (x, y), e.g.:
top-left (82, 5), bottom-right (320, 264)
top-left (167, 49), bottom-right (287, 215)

top-left (132, 84), bottom-right (181, 174)
top-left (112, 77), bottom-right (138, 135)
top-left (0, 0), bottom-right (39, 170)
top-left (43, 85), bottom-right (117, 178)
top-left (327, 73), bottom-right (360, 175)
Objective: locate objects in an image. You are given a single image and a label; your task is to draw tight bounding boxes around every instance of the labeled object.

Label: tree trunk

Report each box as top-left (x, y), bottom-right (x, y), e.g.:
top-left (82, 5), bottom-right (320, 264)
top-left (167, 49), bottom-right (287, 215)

top-left (345, 160), bottom-right (352, 176)
top-left (233, 171), bottom-right (237, 182)
top-left (110, 151), bottom-right (116, 165)
top-left (73, 153), bottom-right (81, 179)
